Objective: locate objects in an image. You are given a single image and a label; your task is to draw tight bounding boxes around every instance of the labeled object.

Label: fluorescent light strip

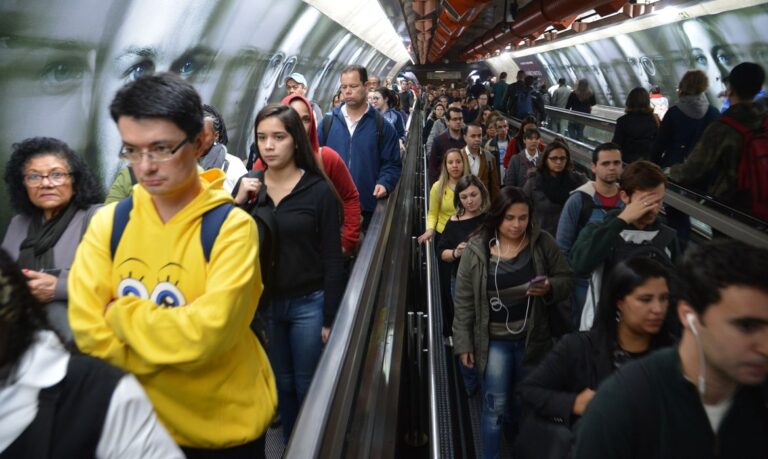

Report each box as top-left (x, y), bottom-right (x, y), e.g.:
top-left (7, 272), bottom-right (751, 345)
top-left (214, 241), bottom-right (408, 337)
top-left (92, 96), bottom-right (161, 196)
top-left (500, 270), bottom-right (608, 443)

top-left (303, 0), bottom-right (413, 67)
top-left (507, 0), bottom-right (768, 58)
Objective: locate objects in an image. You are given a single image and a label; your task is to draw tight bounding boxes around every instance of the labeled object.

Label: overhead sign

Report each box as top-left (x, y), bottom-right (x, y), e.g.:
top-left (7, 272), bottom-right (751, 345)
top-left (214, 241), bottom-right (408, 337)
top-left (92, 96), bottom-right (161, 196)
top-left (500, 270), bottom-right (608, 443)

top-left (427, 71), bottom-right (462, 80)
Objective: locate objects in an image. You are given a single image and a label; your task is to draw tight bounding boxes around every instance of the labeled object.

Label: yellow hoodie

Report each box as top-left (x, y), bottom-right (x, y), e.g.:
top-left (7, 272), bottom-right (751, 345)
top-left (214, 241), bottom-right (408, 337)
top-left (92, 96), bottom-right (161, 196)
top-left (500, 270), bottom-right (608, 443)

top-left (68, 169), bottom-right (276, 448)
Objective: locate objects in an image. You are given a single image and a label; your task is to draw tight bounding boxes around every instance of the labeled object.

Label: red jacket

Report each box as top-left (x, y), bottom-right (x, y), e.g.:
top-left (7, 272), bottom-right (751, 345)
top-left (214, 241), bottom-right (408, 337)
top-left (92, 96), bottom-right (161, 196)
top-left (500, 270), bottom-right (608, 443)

top-left (254, 95), bottom-right (361, 254)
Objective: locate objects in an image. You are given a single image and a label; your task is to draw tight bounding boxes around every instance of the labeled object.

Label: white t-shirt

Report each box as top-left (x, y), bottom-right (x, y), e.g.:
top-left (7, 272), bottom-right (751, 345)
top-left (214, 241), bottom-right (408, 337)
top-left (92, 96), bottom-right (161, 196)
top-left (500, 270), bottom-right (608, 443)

top-left (0, 331), bottom-right (183, 458)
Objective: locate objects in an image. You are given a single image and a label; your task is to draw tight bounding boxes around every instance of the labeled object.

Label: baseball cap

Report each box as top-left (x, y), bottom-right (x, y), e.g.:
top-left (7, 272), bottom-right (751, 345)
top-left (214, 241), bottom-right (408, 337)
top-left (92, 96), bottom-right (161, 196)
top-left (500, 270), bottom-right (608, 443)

top-left (286, 72), bottom-right (307, 87)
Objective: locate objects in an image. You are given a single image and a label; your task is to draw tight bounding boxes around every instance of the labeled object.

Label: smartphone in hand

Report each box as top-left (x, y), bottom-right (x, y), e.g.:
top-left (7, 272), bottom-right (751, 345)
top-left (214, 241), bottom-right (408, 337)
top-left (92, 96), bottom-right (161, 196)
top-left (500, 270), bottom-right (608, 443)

top-left (528, 275), bottom-right (547, 288)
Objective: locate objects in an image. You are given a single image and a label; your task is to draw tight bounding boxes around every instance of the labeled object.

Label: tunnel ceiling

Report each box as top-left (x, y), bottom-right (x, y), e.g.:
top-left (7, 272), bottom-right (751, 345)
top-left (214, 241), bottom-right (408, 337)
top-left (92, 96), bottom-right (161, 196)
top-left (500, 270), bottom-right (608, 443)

top-left (398, 0), bottom-right (661, 65)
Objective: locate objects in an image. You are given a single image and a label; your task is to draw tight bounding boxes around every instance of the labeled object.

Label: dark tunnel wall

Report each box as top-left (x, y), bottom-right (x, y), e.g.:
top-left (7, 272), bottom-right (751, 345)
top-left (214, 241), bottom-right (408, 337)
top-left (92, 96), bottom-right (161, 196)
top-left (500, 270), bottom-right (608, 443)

top-left (510, 3), bottom-right (768, 109)
top-left (0, 0), bottom-right (399, 232)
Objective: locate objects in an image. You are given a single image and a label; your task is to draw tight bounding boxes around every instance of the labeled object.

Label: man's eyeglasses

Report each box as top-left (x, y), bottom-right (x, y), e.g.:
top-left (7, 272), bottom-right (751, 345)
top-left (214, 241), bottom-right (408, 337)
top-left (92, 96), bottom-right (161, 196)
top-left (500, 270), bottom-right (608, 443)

top-left (23, 171), bottom-right (72, 187)
top-left (119, 138), bottom-right (188, 163)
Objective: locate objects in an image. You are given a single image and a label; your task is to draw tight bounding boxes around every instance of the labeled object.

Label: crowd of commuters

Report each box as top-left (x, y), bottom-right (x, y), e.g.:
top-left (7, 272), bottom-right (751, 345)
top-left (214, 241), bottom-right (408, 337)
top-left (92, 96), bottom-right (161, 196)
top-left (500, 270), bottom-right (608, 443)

top-left (1, 50), bottom-right (767, 459)
top-left (420, 62), bottom-right (768, 459)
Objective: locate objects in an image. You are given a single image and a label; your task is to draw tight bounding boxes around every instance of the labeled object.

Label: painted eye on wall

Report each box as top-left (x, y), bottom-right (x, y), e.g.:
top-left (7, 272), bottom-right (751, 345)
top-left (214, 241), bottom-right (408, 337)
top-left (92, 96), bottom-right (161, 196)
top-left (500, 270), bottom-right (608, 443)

top-left (123, 60), bottom-right (155, 81)
top-left (117, 278), bottom-right (149, 299)
top-left (40, 56), bottom-right (87, 94)
top-left (150, 282), bottom-right (186, 307)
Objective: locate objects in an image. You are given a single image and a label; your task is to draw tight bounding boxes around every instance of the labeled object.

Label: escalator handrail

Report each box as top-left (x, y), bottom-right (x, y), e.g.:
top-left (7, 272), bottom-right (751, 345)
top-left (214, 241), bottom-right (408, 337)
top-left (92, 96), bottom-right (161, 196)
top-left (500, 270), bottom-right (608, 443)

top-left (504, 117), bottom-right (768, 248)
top-left (285, 194), bottom-right (392, 457)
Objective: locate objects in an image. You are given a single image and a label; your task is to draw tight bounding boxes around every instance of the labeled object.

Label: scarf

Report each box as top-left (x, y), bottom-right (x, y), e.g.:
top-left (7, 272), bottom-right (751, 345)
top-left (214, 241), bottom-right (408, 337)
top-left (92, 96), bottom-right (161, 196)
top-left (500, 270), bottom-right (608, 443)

top-left (199, 143), bottom-right (228, 171)
top-left (17, 202), bottom-right (79, 271)
top-left (541, 171), bottom-right (580, 206)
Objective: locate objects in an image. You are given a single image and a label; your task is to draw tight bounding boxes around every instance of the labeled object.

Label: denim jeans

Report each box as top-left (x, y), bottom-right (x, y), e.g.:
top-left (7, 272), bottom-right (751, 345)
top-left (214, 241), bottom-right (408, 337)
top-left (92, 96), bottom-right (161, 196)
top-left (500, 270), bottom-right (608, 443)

top-left (481, 339), bottom-right (527, 459)
top-left (265, 289), bottom-right (325, 444)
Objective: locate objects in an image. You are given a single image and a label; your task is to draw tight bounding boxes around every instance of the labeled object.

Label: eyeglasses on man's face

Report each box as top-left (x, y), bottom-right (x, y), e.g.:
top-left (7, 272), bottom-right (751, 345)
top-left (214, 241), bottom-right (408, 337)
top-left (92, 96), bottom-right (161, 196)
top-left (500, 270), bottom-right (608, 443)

top-left (119, 138), bottom-right (188, 163)
top-left (23, 171), bottom-right (72, 187)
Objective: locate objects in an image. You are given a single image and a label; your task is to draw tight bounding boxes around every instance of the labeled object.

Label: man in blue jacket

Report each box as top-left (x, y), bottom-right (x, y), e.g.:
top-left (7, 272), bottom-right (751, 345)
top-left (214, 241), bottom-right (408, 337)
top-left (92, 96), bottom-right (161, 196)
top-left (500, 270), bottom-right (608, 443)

top-left (319, 65), bottom-right (402, 226)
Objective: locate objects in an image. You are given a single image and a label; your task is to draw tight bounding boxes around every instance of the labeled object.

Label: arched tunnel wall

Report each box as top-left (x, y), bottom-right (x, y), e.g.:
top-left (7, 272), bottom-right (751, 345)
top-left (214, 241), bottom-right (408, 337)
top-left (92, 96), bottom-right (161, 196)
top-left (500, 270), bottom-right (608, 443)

top-left (486, 2), bottom-right (768, 110)
top-left (0, 0), bottom-right (404, 229)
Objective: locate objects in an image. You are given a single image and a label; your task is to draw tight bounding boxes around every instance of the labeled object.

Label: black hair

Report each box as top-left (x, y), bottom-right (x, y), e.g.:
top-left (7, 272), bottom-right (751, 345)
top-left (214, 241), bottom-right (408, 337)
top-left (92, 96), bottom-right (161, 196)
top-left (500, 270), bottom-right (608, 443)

top-left (447, 106), bottom-right (463, 118)
top-left (0, 249), bottom-right (51, 384)
top-left (523, 127), bottom-right (541, 140)
top-left (593, 257), bottom-right (676, 352)
top-left (500, 72), bottom-right (507, 79)
top-left (592, 142), bottom-right (622, 164)
top-left (558, 78), bottom-right (566, 85)
top-left (202, 104), bottom-right (229, 146)
top-left (4, 137), bottom-right (103, 216)
top-left (680, 240), bottom-right (768, 316)
top-left (375, 86), bottom-right (398, 109)
top-left (478, 186), bottom-right (534, 242)
top-left (109, 72), bottom-right (204, 140)
top-left (253, 104), bottom-right (323, 177)
top-left (726, 62), bottom-right (766, 100)
top-left (341, 65), bottom-right (368, 83)
top-left (538, 141), bottom-right (573, 175)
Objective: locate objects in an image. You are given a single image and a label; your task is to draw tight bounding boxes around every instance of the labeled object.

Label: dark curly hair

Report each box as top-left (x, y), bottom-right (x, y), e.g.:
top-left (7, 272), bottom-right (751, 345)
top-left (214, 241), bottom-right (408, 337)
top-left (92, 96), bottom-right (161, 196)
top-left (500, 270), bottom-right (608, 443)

top-left (4, 137), bottom-right (103, 216)
top-left (0, 249), bottom-right (50, 384)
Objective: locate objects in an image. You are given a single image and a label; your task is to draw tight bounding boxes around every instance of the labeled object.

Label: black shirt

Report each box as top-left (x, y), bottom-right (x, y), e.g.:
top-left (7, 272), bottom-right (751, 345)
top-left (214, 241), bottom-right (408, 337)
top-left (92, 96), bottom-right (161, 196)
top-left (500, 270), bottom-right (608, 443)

top-left (437, 214), bottom-right (485, 274)
top-left (262, 172), bottom-right (344, 326)
top-left (487, 246), bottom-right (535, 327)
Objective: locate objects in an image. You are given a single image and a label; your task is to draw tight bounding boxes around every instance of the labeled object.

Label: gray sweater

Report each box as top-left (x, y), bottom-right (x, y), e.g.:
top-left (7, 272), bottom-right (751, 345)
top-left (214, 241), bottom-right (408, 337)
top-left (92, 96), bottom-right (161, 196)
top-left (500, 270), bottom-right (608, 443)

top-left (2, 205), bottom-right (100, 301)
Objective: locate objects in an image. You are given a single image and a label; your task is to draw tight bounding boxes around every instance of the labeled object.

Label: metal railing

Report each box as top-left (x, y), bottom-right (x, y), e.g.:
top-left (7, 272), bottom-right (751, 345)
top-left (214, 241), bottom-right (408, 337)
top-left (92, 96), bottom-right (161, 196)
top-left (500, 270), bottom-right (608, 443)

top-left (506, 110), bottom-right (768, 248)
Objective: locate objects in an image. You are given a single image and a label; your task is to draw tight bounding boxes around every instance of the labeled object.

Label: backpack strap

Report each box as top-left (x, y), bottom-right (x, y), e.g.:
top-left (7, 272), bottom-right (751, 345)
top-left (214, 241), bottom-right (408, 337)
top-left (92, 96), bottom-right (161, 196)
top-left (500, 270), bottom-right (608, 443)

top-left (719, 115), bottom-right (752, 137)
top-left (374, 109), bottom-right (384, 151)
top-left (110, 197), bottom-right (134, 260)
top-left (322, 114), bottom-right (333, 144)
top-left (200, 203), bottom-right (234, 263)
top-left (651, 225), bottom-right (677, 254)
top-left (127, 166), bottom-right (138, 186)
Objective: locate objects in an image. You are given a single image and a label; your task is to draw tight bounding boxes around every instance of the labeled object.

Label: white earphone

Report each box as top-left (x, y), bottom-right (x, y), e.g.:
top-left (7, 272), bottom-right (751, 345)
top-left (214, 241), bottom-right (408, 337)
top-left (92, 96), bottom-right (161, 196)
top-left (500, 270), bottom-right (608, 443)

top-left (687, 313), bottom-right (699, 336)
top-left (686, 312), bottom-right (707, 396)
top-left (488, 230), bottom-right (531, 336)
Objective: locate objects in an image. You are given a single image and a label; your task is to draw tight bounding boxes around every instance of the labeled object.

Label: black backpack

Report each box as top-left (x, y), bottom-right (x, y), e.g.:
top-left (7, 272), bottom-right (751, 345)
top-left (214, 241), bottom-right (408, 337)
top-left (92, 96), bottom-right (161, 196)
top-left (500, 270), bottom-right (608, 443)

top-left (576, 193), bottom-right (622, 230)
top-left (604, 225), bottom-right (676, 277)
top-left (322, 110), bottom-right (385, 151)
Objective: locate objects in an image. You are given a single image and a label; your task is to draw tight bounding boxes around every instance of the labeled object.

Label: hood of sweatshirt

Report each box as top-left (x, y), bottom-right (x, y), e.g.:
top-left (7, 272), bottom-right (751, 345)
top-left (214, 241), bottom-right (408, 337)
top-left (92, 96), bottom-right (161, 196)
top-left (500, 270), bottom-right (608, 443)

top-left (677, 94), bottom-right (711, 119)
top-left (131, 168), bottom-right (233, 227)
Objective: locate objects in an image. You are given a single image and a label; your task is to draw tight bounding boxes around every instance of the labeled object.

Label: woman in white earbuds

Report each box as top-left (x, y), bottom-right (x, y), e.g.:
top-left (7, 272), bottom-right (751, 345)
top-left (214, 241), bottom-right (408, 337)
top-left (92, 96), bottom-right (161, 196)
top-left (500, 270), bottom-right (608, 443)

top-left (453, 186), bottom-right (572, 459)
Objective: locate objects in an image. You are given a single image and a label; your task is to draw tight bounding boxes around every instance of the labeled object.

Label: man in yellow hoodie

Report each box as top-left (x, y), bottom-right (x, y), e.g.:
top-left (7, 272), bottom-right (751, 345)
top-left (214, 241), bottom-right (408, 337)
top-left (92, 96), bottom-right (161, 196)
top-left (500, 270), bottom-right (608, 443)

top-left (68, 73), bottom-right (276, 458)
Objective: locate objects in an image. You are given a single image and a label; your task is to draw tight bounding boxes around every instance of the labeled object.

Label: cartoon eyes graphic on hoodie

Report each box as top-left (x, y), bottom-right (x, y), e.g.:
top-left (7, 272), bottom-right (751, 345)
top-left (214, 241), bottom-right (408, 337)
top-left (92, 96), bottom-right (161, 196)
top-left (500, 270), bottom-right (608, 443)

top-left (116, 259), bottom-right (187, 307)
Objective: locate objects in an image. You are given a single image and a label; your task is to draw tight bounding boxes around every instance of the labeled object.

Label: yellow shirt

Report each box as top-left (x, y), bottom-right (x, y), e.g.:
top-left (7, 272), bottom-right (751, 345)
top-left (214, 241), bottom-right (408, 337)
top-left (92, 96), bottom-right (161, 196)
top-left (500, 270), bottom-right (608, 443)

top-left (68, 170), bottom-right (276, 448)
top-left (427, 181), bottom-right (456, 233)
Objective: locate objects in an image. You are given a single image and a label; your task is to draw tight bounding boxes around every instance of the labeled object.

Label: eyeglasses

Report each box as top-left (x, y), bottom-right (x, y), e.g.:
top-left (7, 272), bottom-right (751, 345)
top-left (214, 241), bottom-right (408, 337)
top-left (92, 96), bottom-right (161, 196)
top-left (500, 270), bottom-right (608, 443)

top-left (24, 171), bottom-right (72, 187)
top-left (548, 156), bottom-right (568, 162)
top-left (119, 138), bottom-right (188, 163)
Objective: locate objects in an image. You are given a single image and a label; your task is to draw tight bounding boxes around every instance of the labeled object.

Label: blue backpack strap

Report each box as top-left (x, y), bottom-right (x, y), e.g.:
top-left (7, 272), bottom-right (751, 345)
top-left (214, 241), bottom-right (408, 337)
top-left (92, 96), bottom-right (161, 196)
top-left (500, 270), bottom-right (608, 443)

top-left (110, 197), bottom-right (134, 260)
top-left (200, 203), bottom-right (234, 262)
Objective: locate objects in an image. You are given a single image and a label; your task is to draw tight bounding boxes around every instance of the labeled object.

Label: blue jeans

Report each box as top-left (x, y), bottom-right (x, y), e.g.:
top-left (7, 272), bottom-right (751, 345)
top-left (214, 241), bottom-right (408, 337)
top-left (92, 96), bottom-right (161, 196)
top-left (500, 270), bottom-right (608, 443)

top-left (265, 290), bottom-right (325, 444)
top-left (481, 339), bottom-right (527, 459)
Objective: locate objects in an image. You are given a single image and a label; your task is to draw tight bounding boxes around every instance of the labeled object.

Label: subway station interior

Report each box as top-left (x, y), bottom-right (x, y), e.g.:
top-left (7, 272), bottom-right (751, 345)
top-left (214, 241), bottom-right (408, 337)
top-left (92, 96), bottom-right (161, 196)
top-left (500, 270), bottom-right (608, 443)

top-left (1, 0), bottom-right (768, 458)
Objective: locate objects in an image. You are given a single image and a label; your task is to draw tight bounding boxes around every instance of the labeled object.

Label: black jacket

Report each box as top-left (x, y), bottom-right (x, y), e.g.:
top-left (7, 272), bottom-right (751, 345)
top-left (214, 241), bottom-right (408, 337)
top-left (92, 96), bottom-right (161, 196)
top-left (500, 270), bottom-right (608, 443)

top-left (612, 112), bottom-right (659, 163)
top-left (260, 172), bottom-right (344, 326)
top-left (518, 330), bottom-right (613, 426)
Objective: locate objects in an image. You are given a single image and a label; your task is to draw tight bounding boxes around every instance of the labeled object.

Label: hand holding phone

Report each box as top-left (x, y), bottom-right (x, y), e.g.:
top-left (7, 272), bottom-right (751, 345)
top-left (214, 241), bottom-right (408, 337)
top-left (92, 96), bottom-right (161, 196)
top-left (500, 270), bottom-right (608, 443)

top-left (528, 275), bottom-right (547, 287)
